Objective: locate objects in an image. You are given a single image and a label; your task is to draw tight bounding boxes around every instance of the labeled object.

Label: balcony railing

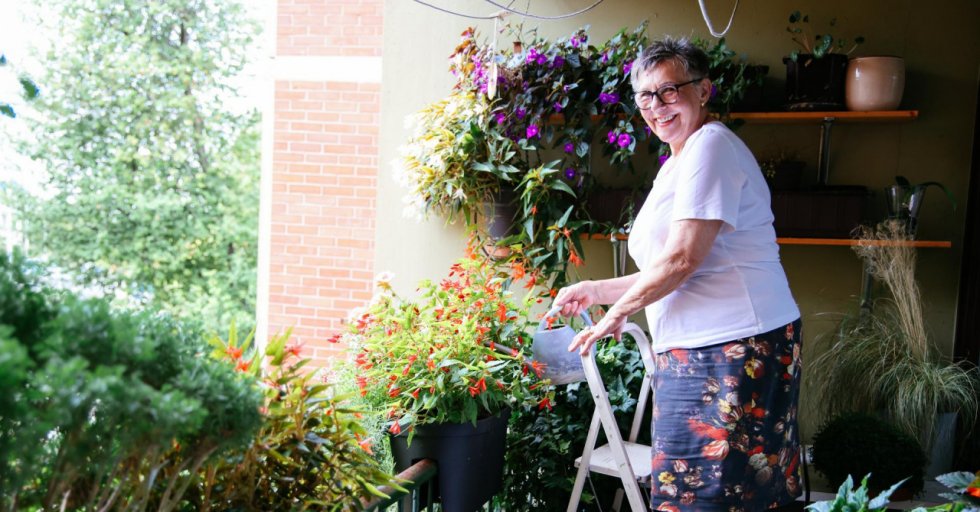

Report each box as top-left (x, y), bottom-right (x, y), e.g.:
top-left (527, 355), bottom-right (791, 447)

top-left (361, 459), bottom-right (438, 512)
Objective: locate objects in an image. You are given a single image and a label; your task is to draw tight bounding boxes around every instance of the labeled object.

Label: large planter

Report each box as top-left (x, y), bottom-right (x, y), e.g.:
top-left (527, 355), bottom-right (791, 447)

top-left (389, 409), bottom-right (511, 512)
top-left (846, 56), bottom-right (905, 111)
top-left (784, 53), bottom-right (849, 111)
top-left (485, 186), bottom-right (518, 240)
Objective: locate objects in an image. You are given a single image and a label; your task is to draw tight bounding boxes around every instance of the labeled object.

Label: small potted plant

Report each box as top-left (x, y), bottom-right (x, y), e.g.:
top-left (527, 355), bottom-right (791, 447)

top-left (885, 175), bottom-right (957, 237)
top-left (342, 251), bottom-right (551, 511)
top-left (784, 11), bottom-right (864, 110)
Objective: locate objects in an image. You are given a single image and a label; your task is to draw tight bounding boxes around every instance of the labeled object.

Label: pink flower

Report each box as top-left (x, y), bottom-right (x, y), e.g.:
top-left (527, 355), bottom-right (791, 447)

top-left (563, 142), bottom-right (575, 154)
top-left (616, 133), bottom-right (632, 149)
top-left (607, 131), bottom-right (617, 144)
top-left (702, 440), bottom-right (729, 460)
top-left (526, 124), bottom-right (540, 139)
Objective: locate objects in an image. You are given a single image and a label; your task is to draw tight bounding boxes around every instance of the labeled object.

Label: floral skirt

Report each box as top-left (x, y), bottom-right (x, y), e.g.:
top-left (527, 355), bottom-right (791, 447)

top-left (650, 320), bottom-right (803, 512)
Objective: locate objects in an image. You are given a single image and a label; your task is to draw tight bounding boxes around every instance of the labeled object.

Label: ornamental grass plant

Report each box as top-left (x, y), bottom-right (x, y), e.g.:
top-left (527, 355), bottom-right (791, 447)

top-left (810, 221), bottom-right (980, 451)
top-left (341, 250), bottom-right (553, 439)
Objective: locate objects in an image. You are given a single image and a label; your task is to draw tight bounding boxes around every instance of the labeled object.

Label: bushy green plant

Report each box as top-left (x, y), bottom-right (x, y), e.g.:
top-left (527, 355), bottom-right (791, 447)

top-left (499, 331), bottom-right (647, 510)
top-left (694, 37), bottom-right (768, 117)
top-left (342, 252), bottom-right (551, 435)
top-left (811, 222), bottom-right (980, 450)
top-left (191, 326), bottom-right (402, 511)
top-left (0, 250), bottom-right (263, 512)
top-left (812, 412), bottom-right (927, 495)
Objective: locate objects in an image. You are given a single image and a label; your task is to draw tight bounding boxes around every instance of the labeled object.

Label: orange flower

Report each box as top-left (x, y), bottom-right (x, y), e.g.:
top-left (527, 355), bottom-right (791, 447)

top-left (235, 359), bottom-right (251, 372)
top-left (568, 249), bottom-right (583, 267)
top-left (510, 260), bottom-right (526, 280)
top-left (538, 397), bottom-right (553, 411)
top-left (389, 421), bottom-right (402, 435)
top-left (358, 438), bottom-right (374, 455)
top-left (497, 302), bottom-right (508, 322)
top-left (388, 386), bottom-right (401, 398)
top-left (530, 205), bottom-right (538, 215)
top-left (225, 346), bottom-right (243, 360)
top-left (531, 360), bottom-right (546, 378)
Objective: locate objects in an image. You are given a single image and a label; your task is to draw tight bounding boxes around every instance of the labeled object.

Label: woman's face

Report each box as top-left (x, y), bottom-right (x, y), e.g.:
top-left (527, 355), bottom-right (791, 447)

top-left (635, 58), bottom-right (710, 154)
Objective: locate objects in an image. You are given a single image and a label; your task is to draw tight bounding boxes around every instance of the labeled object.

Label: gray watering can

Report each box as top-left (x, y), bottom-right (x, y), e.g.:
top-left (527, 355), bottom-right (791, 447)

top-left (531, 306), bottom-right (593, 385)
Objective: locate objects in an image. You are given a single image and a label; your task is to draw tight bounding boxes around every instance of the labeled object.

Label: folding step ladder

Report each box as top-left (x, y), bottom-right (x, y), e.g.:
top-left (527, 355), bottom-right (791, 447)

top-left (567, 322), bottom-right (657, 512)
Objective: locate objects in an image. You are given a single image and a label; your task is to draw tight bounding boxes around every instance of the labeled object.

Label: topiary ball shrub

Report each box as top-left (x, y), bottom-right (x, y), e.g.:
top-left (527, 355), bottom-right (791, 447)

top-left (812, 411), bottom-right (927, 496)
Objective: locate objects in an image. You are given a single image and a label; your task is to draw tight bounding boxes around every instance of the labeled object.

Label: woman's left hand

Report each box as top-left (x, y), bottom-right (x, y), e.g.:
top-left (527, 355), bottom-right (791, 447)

top-left (568, 313), bottom-right (627, 356)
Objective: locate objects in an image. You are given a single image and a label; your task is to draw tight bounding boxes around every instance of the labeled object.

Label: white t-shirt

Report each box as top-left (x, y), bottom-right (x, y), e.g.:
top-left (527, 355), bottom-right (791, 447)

top-left (628, 121), bottom-right (800, 352)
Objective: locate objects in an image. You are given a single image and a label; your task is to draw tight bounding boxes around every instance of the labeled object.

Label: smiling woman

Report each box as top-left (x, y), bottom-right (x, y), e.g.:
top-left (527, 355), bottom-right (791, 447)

top-left (553, 36), bottom-right (803, 512)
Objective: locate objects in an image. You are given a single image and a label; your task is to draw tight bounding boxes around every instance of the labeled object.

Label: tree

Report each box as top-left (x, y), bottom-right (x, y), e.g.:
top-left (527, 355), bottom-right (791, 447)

top-left (0, 53), bottom-right (40, 119)
top-left (15, 0), bottom-right (260, 332)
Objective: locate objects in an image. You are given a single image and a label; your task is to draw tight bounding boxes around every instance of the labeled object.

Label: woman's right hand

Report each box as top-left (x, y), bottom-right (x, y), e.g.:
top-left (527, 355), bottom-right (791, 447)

top-left (553, 281), bottom-right (598, 318)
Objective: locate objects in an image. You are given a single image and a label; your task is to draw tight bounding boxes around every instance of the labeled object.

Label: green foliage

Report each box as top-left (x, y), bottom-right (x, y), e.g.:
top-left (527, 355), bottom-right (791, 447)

top-left (0, 250), bottom-right (263, 511)
top-left (812, 412), bottom-right (927, 496)
top-left (193, 326), bottom-right (403, 511)
top-left (0, 52), bottom-right (39, 119)
top-left (13, 0), bottom-right (260, 332)
top-left (694, 37), bottom-right (768, 118)
top-left (811, 222), bottom-right (980, 450)
top-left (343, 254), bottom-right (550, 432)
top-left (499, 332), bottom-right (647, 510)
top-left (787, 11), bottom-right (865, 60)
top-left (924, 471), bottom-right (980, 511)
top-left (805, 474), bottom-right (908, 512)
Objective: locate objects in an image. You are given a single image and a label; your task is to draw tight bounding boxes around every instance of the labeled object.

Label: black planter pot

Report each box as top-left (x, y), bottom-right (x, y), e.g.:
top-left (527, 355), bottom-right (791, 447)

top-left (389, 409), bottom-right (510, 512)
top-left (784, 54), bottom-right (849, 111)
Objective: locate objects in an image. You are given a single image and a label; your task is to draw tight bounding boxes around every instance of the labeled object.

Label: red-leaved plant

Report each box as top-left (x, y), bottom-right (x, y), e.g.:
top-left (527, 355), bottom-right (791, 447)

top-left (341, 251), bottom-right (553, 438)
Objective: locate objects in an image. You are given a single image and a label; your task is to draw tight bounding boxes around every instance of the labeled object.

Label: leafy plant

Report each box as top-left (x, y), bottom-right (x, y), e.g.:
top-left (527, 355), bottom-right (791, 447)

top-left (0, 53), bottom-right (39, 119)
top-left (787, 11), bottom-right (865, 60)
top-left (811, 412), bottom-right (927, 495)
top-left (805, 474), bottom-right (909, 512)
top-left (191, 326), bottom-right (402, 511)
top-left (810, 221), bottom-right (980, 450)
top-left (500, 332), bottom-right (648, 510)
top-left (341, 251), bottom-right (551, 436)
top-left (0, 250), bottom-right (263, 512)
top-left (921, 471), bottom-right (980, 511)
top-left (694, 37), bottom-right (768, 117)
top-left (893, 175), bottom-right (958, 210)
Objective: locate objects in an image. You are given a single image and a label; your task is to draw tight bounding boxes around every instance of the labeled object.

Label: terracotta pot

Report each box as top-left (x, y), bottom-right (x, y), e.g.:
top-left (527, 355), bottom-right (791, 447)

top-left (846, 56), bottom-right (905, 111)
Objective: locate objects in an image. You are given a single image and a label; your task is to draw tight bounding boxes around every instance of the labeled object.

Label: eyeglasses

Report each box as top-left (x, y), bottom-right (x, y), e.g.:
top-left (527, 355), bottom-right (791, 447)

top-left (633, 78), bottom-right (704, 110)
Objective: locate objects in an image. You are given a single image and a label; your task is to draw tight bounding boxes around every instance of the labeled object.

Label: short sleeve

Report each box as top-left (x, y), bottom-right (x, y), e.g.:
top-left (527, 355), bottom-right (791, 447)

top-left (671, 128), bottom-right (746, 230)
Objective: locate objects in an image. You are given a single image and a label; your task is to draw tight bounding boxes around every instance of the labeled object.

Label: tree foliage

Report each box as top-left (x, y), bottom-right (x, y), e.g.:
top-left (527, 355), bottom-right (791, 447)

top-left (15, 0), bottom-right (260, 332)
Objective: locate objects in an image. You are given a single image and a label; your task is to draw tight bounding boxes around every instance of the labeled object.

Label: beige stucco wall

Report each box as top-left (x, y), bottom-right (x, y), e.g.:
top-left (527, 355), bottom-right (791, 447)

top-left (376, 0), bottom-right (980, 436)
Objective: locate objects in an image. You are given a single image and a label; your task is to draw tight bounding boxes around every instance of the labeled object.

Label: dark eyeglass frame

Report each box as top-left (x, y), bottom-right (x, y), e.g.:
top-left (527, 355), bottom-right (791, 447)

top-left (633, 78), bottom-right (705, 109)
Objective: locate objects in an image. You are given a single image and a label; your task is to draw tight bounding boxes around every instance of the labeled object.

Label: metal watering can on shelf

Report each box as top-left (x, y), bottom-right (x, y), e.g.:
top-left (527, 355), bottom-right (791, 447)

top-left (530, 306), bottom-right (593, 385)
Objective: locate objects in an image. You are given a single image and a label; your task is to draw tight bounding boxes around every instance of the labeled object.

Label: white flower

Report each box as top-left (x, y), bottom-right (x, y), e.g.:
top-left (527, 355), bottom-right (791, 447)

top-left (374, 271), bottom-right (395, 290)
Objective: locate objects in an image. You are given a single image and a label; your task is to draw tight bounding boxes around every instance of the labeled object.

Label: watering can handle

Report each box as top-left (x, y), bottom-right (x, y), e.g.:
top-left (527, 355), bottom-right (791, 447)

top-left (540, 305), bottom-right (594, 331)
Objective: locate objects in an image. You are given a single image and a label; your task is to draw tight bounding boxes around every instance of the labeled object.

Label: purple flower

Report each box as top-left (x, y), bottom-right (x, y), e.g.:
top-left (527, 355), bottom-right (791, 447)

top-left (607, 131), bottom-right (617, 145)
top-left (644, 125), bottom-right (652, 137)
top-left (623, 60), bottom-right (633, 75)
top-left (495, 112), bottom-right (506, 125)
top-left (601, 51), bottom-right (609, 64)
top-left (658, 153), bottom-right (670, 166)
top-left (710, 84), bottom-right (718, 99)
top-left (552, 55), bottom-right (565, 68)
top-left (536, 54), bottom-right (548, 66)
top-left (526, 48), bottom-right (539, 63)
top-left (526, 124), bottom-right (540, 139)
top-left (553, 102), bottom-right (563, 113)
top-left (570, 36), bottom-right (580, 48)
top-left (516, 107), bottom-right (526, 119)
top-left (599, 92), bottom-right (620, 105)
top-left (563, 142), bottom-right (575, 154)
top-left (617, 133), bottom-right (632, 149)
top-left (563, 85), bottom-right (570, 93)
top-left (564, 167), bottom-right (577, 180)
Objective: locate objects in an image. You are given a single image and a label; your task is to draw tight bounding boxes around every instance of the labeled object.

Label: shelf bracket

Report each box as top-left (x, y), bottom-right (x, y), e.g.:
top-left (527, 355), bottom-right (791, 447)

top-left (816, 117), bottom-right (836, 185)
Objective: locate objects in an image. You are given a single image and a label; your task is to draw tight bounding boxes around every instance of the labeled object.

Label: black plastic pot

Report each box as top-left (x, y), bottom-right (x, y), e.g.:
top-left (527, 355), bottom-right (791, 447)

top-left (784, 54), bottom-right (849, 111)
top-left (389, 409), bottom-right (510, 512)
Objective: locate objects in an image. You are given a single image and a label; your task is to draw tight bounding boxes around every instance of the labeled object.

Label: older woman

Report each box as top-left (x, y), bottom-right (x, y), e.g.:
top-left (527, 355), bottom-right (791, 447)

top-left (554, 37), bottom-right (803, 511)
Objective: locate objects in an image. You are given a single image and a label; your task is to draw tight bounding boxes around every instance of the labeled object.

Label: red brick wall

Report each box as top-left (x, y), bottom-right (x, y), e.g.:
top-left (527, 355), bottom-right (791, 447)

top-left (265, 0), bottom-right (383, 368)
top-left (277, 0), bottom-right (383, 57)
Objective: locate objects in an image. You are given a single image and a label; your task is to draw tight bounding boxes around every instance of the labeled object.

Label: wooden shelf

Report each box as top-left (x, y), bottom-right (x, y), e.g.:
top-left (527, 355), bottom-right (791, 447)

top-left (727, 110), bottom-right (918, 124)
top-left (583, 233), bottom-right (950, 248)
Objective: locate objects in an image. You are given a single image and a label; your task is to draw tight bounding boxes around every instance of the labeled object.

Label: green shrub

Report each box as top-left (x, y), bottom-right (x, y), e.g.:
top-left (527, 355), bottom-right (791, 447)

top-left (191, 326), bottom-right (402, 511)
top-left (0, 250), bottom-right (263, 511)
top-left (812, 411), bottom-right (927, 496)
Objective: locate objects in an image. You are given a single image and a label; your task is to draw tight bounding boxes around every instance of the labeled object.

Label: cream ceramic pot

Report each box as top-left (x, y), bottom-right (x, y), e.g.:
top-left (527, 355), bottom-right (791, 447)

top-left (846, 56), bottom-right (905, 111)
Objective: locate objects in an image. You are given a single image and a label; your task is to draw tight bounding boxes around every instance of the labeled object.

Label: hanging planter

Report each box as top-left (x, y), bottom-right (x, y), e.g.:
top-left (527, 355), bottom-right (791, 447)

top-left (389, 409), bottom-right (511, 512)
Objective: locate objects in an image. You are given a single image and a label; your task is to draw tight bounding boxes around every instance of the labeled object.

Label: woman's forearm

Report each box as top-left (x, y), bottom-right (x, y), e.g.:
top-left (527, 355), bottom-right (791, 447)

top-left (587, 273), bottom-right (641, 304)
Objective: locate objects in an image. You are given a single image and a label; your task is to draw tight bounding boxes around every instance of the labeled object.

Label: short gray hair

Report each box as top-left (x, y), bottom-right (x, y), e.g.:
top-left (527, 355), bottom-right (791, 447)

top-left (629, 36), bottom-right (709, 90)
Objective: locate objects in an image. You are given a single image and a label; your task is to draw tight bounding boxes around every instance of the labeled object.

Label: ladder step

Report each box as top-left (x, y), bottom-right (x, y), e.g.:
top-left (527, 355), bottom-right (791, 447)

top-left (574, 442), bottom-right (653, 483)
